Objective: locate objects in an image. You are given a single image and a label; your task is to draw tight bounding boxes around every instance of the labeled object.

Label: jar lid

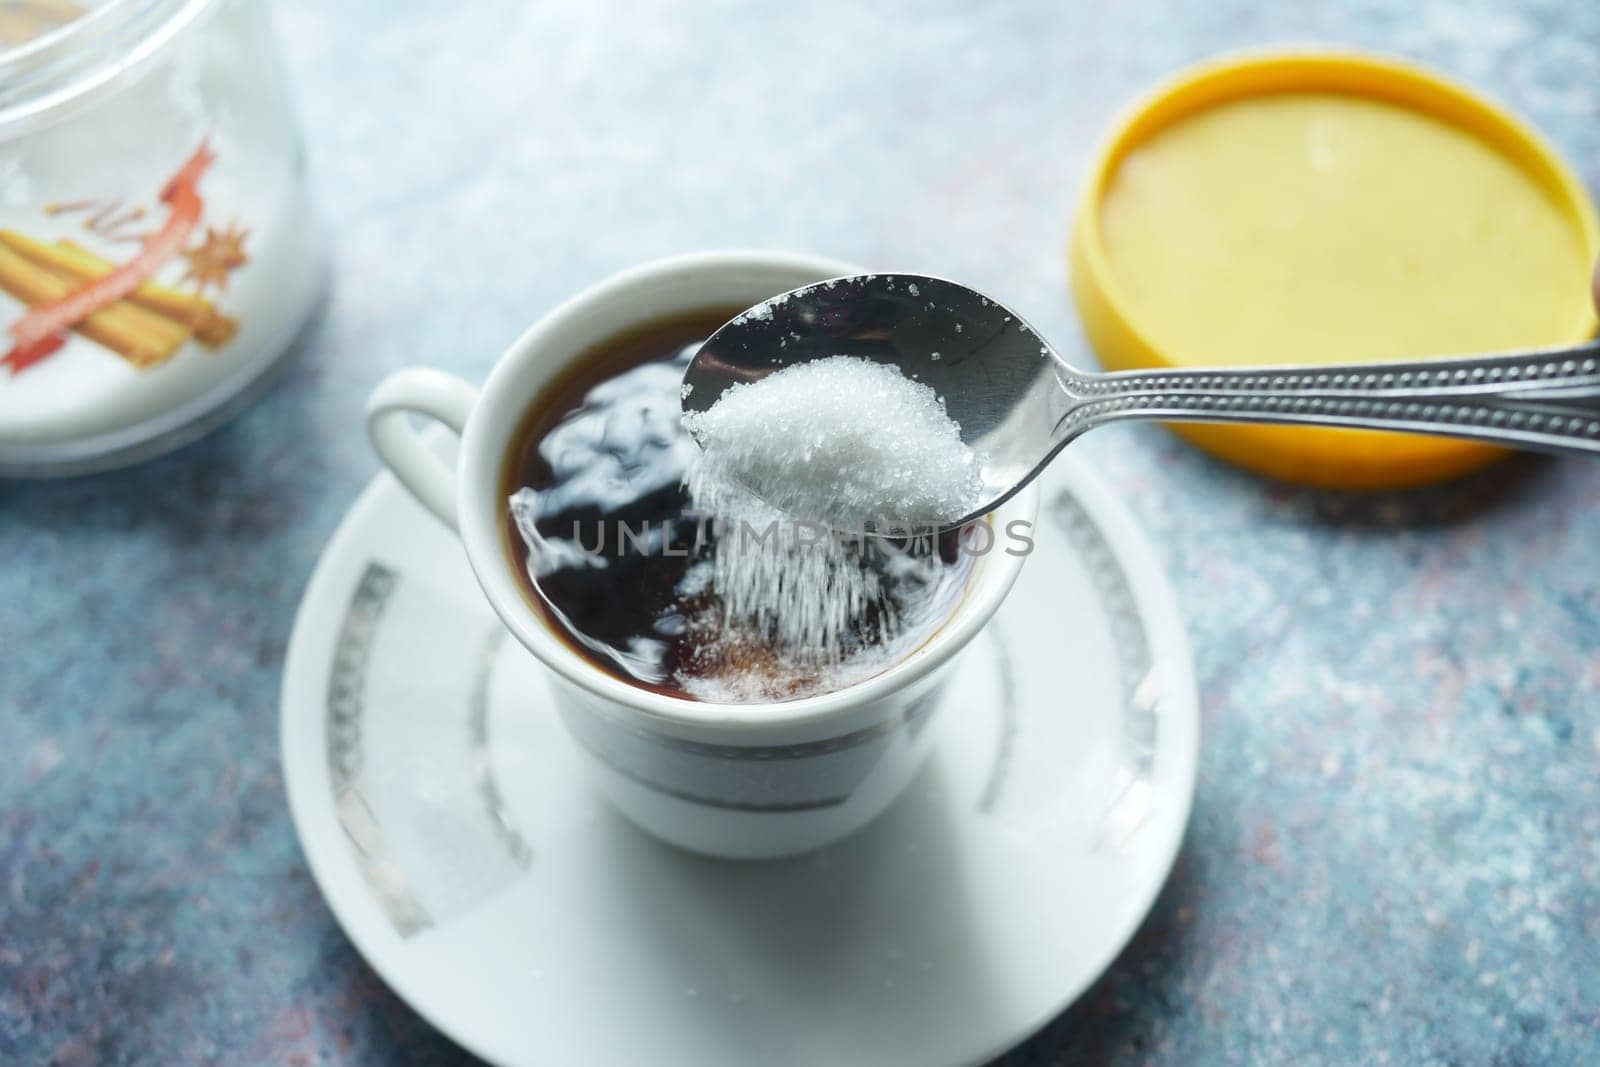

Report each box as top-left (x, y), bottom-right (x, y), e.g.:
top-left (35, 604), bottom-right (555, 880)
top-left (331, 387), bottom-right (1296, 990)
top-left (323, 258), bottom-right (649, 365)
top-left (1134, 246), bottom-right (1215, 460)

top-left (1070, 49), bottom-right (1600, 489)
top-left (0, 1), bottom-right (87, 49)
top-left (0, 0), bottom-right (216, 140)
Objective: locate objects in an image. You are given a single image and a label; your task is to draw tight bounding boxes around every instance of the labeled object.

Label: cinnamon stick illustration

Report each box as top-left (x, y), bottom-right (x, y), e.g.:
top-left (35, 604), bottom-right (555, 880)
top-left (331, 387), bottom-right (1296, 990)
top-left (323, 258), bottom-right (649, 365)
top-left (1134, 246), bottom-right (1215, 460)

top-left (0, 243), bottom-right (185, 367)
top-left (58, 238), bottom-right (238, 346)
top-left (0, 230), bottom-right (238, 347)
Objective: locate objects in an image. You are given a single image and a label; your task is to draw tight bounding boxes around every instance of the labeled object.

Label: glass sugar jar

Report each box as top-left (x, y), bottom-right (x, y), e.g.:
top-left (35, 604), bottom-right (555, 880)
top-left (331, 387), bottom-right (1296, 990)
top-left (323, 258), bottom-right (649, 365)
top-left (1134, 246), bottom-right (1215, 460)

top-left (0, 0), bottom-right (321, 475)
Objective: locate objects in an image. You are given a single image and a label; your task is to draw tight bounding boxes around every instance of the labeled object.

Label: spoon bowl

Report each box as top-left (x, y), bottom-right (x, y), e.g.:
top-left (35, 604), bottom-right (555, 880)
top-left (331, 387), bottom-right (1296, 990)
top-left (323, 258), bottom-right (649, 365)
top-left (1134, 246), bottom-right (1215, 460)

top-left (682, 274), bottom-right (1065, 528)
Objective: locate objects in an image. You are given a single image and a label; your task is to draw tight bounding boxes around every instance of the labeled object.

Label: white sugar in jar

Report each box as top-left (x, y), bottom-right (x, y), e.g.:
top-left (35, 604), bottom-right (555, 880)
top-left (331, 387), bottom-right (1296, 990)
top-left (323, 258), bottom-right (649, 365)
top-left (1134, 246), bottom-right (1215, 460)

top-left (0, 0), bottom-right (321, 475)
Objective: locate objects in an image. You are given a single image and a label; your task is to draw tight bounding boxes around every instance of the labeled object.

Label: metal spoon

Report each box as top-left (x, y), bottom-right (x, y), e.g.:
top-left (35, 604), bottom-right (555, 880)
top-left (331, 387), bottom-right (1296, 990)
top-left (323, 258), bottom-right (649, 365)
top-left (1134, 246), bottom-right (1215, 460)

top-left (681, 273), bottom-right (1600, 528)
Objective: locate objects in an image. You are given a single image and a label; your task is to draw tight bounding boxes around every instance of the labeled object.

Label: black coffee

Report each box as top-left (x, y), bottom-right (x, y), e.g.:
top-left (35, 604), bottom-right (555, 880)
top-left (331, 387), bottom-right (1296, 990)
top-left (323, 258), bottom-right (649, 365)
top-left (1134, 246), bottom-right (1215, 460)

top-left (500, 308), bottom-right (973, 703)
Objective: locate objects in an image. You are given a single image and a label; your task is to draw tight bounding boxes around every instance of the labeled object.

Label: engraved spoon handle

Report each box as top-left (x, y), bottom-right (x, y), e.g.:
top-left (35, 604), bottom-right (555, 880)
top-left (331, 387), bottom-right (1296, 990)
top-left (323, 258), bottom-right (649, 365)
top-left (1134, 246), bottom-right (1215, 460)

top-left (1057, 339), bottom-right (1600, 456)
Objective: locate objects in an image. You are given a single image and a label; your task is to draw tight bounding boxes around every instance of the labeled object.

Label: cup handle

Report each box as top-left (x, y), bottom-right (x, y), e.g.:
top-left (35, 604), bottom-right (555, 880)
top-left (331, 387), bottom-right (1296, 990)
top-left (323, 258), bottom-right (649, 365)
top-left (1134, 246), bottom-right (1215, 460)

top-left (366, 368), bottom-right (479, 529)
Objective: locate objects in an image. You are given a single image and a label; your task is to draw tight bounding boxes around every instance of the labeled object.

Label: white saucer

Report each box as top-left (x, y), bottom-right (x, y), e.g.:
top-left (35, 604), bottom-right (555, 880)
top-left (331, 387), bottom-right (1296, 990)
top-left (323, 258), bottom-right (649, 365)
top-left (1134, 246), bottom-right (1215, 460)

top-left (281, 443), bottom-right (1199, 1067)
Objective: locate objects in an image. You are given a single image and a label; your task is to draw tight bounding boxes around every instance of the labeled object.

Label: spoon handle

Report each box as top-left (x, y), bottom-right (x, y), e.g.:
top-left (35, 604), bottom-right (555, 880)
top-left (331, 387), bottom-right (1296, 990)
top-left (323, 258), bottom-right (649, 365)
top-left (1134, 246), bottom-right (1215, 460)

top-left (1058, 339), bottom-right (1600, 457)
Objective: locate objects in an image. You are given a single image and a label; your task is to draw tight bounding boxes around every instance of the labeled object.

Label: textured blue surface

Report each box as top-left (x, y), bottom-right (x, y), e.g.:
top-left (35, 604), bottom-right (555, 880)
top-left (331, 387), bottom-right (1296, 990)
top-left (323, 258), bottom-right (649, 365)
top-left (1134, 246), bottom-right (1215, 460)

top-left (4, 0), bottom-right (1600, 1063)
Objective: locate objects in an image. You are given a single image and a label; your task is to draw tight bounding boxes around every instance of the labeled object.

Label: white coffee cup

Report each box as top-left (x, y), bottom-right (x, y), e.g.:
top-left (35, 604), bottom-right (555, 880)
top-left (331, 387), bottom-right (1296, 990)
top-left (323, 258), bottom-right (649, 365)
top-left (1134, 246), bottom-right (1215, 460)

top-left (367, 251), bottom-right (1037, 859)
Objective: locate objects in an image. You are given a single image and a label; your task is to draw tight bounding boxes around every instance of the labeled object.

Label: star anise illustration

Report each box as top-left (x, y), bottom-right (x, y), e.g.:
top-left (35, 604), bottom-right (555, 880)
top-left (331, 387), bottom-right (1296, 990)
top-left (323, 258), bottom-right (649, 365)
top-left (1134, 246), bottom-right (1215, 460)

top-left (181, 221), bottom-right (250, 292)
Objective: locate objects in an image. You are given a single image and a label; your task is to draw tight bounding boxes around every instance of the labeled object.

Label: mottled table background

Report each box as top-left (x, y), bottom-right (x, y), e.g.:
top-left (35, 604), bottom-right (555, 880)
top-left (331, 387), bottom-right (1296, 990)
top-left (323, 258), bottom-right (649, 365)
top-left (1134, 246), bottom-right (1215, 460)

top-left (4, 0), bottom-right (1599, 1063)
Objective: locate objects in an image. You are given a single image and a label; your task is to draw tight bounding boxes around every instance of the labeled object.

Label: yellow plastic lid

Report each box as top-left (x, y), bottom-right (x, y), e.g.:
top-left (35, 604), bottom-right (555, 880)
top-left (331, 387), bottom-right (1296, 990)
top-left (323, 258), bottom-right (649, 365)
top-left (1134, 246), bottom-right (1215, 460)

top-left (1071, 49), bottom-right (1600, 489)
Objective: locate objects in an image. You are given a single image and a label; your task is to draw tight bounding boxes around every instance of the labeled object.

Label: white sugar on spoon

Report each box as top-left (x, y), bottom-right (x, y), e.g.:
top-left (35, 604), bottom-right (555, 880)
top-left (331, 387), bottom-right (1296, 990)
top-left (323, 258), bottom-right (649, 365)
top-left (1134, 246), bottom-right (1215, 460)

top-left (683, 355), bottom-right (981, 529)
